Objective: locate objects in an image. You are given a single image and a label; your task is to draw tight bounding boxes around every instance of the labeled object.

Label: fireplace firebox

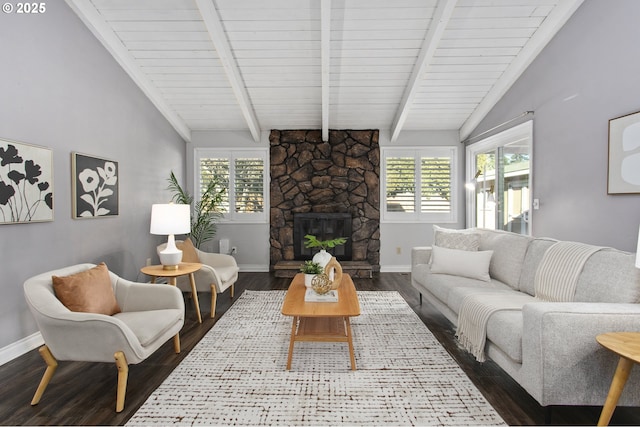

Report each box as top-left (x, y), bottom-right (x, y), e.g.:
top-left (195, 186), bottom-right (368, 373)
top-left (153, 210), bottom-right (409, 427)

top-left (293, 213), bottom-right (352, 261)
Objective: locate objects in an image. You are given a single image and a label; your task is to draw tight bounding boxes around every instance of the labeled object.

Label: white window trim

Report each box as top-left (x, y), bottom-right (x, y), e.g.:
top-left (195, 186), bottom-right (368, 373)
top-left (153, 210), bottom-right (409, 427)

top-left (381, 146), bottom-right (458, 224)
top-left (465, 120), bottom-right (533, 230)
top-left (194, 147), bottom-right (269, 224)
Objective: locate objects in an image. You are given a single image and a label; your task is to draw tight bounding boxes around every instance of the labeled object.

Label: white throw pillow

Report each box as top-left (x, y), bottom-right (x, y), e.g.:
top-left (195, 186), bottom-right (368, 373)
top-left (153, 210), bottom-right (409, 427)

top-left (433, 225), bottom-right (480, 251)
top-left (430, 245), bottom-right (493, 282)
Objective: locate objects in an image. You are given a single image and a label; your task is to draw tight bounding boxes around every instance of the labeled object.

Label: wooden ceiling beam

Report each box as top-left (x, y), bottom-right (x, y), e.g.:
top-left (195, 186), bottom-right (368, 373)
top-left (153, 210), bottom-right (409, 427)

top-left (195, 0), bottom-right (261, 142)
top-left (321, 0), bottom-right (331, 142)
top-left (390, 0), bottom-right (458, 143)
top-left (64, 0), bottom-right (192, 143)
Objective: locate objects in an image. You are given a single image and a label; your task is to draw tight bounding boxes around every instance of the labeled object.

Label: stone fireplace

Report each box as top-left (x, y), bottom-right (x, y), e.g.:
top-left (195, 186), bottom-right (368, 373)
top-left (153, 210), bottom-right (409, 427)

top-left (270, 129), bottom-right (380, 276)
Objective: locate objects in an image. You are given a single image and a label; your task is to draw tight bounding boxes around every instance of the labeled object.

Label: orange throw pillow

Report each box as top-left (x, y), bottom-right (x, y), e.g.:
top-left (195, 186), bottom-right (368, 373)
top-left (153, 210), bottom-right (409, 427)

top-left (52, 263), bottom-right (121, 315)
top-left (178, 237), bottom-right (200, 263)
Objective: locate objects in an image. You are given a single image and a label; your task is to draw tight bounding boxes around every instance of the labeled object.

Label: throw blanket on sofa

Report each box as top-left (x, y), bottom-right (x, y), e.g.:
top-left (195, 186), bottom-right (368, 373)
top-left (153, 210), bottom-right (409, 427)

top-left (456, 291), bottom-right (535, 362)
top-left (534, 241), bottom-right (603, 302)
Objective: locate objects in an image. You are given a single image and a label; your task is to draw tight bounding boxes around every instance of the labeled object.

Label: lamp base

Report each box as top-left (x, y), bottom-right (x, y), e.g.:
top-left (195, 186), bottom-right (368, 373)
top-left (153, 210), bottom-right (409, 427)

top-left (158, 249), bottom-right (182, 269)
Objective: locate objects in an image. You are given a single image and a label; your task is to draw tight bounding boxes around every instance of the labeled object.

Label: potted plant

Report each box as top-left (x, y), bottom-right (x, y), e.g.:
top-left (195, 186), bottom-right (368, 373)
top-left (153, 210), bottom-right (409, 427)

top-left (303, 234), bottom-right (348, 268)
top-left (167, 171), bottom-right (225, 249)
top-left (300, 260), bottom-right (323, 287)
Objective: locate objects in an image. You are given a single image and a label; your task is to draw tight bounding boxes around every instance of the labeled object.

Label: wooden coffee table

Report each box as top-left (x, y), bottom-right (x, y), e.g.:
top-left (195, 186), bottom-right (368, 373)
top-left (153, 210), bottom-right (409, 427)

top-left (281, 273), bottom-right (361, 370)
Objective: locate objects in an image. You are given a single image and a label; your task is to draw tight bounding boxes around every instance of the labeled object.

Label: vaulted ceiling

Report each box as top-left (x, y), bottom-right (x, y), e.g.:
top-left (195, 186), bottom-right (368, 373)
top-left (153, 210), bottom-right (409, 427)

top-left (65, 0), bottom-right (584, 143)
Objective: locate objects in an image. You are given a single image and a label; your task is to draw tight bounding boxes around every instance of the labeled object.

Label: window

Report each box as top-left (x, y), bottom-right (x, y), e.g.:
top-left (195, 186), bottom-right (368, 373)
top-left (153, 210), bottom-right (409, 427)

top-left (382, 147), bottom-right (458, 222)
top-left (466, 120), bottom-right (532, 234)
top-left (195, 148), bottom-right (268, 222)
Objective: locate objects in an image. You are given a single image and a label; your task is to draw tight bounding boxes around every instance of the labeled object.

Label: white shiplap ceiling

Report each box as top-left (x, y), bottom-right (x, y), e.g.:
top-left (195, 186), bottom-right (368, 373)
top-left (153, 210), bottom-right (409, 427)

top-left (65, 0), bottom-right (584, 143)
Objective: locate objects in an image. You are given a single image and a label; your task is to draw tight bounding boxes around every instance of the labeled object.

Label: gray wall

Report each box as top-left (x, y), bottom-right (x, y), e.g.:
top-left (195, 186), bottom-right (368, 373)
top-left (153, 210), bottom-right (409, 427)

top-left (379, 130), bottom-right (465, 271)
top-left (0, 3), bottom-right (186, 352)
top-left (188, 130), bottom-right (271, 271)
top-left (467, 0), bottom-right (640, 252)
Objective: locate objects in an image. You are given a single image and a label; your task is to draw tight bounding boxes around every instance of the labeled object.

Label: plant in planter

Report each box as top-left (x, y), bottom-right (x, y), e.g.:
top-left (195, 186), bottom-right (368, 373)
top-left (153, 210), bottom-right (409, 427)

top-left (303, 234), bottom-right (348, 268)
top-left (300, 260), bottom-right (323, 288)
top-left (167, 171), bottom-right (225, 249)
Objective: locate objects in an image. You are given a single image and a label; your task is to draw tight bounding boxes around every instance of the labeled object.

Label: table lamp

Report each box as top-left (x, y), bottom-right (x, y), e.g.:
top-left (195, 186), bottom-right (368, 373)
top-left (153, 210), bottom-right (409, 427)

top-left (150, 203), bottom-right (191, 270)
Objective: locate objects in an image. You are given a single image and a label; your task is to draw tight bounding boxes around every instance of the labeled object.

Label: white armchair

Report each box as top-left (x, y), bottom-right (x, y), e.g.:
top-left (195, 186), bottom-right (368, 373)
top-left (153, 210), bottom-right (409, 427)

top-left (23, 263), bottom-right (185, 412)
top-left (159, 240), bottom-right (239, 318)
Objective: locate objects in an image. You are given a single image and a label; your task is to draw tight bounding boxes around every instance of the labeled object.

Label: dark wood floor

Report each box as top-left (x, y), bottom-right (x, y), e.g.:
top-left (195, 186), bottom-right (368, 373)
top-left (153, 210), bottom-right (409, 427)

top-left (2, 272), bottom-right (640, 426)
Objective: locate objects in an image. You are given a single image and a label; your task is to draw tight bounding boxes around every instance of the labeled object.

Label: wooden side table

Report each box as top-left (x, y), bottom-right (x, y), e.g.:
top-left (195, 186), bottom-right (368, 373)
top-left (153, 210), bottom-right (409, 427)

top-left (141, 263), bottom-right (203, 324)
top-left (596, 332), bottom-right (640, 426)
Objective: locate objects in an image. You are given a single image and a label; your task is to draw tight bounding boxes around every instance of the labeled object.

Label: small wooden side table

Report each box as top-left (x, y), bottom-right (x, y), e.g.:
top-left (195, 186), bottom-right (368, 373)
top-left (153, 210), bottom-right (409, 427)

top-left (596, 332), bottom-right (640, 426)
top-left (141, 263), bottom-right (203, 324)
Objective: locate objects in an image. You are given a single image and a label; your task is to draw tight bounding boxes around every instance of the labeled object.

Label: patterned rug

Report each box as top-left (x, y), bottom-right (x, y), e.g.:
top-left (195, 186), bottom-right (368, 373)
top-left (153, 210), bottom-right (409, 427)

top-left (127, 290), bottom-right (505, 426)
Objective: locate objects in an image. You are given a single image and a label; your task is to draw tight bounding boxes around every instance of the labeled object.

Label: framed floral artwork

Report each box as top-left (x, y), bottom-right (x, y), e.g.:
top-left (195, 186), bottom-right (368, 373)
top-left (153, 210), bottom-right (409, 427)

top-left (71, 152), bottom-right (119, 218)
top-left (0, 138), bottom-right (54, 224)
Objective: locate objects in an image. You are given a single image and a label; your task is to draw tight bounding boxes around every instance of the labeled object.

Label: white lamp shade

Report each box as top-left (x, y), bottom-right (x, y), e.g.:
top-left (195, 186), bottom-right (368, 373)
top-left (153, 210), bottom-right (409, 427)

top-left (150, 204), bottom-right (191, 235)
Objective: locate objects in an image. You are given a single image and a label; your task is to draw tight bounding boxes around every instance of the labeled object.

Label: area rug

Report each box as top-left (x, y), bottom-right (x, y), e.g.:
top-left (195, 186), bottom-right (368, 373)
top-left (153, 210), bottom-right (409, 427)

top-left (126, 290), bottom-right (505, 426)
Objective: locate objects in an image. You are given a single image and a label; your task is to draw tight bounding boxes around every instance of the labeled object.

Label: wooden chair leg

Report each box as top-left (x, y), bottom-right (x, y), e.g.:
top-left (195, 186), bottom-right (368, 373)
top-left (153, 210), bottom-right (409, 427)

top-left (173, 334), bottom-right (181, 353)
top-left (230, 283), bottom-right (235, 299)
top-left (31, 345), bottom-right (58, 405)
top-left (114, 351), bottom-right (128, 413)
top-left (210, 284), bottom-right (217, 318)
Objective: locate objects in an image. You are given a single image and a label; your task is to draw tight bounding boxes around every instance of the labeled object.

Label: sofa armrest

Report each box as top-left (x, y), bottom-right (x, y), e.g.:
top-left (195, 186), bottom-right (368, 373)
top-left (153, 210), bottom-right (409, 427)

top-left (411, 246), bottom-right (432, 266)
top-left (114, 279), bottom-right (184, 313)
top-left (197, 251), bottom-right (238, 269)
top-left (521, 302), bottom-right (640, 406)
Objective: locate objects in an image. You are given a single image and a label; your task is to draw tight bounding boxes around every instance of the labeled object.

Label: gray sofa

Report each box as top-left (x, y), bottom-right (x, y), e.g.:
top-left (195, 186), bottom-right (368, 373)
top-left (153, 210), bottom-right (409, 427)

top-left (411, 227), bottom-right (640, 409)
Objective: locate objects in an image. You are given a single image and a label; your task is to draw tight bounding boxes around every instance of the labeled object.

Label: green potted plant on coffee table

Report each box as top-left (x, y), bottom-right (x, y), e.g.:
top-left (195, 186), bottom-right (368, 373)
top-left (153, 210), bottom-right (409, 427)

top-left (303, 234), bottom-right (348, 268)
top-left (300, 260), bottom-right (323, 287)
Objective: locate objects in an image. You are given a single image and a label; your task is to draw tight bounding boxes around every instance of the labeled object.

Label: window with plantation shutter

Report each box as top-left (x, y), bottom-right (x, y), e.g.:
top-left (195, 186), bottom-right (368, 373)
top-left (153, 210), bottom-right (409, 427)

top-left (234, 157), bottom-right (264, 213)
top-left (421, 156), bottom-right (451, 213)
top-left (200, 158), bottom-right (229, 212)
top-left (195, 148), bottom-right (268, 222)
top-left (382, 147), bottom-right (457, 223)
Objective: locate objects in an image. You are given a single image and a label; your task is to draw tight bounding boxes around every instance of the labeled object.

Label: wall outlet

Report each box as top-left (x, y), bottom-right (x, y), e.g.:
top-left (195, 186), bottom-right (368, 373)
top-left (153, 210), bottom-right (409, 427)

top-left (533, 198), bottom-right (540, 210)
top-left (396, 247), bottom-right (402, 255)
top-left (146, 257), bottom-right (152, 266)
top-left (231, 246), bottom-right (237, 255)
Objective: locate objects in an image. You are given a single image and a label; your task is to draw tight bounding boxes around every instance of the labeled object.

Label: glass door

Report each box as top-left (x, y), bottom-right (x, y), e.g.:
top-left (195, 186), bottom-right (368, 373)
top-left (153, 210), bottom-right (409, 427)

top-left (466, 121), bottom-right (532, 235)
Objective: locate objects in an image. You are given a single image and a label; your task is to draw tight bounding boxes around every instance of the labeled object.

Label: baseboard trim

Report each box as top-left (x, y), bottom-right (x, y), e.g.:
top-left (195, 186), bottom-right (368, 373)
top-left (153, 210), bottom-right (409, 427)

top-left (0, 332), bottom-right (43, 366)
top-left (238, 264), bottom-right (269, 272)
top-left (380, 265), bottom-right (411, 273)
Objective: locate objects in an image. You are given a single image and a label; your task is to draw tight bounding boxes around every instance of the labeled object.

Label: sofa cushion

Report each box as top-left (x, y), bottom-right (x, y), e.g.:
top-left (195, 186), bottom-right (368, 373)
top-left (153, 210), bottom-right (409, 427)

top-left (446, 283), bottom-right (517, 315)
top-left (52, 263), bottom-right (121, 315)
top-left (430, 245), bottom-right (493, 281)
top-left (479, 229), bottom-right (533, 289)
top-left (518, 238), bottom-right (557, 296)
top-left (433, 225), bottom-right (480, 251)
top-left (216, 265), bottom-right (240, 283)
top-left (413, 266), bottom-right (502, 306)
top-left (574, 249), bottom-right (640, 303)
top-left (114, 309), bottom-right (183, 347)
top-left (447, 287), bottom-right (532, 363)
top-left (487, 310), bottom-right (526, 363)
